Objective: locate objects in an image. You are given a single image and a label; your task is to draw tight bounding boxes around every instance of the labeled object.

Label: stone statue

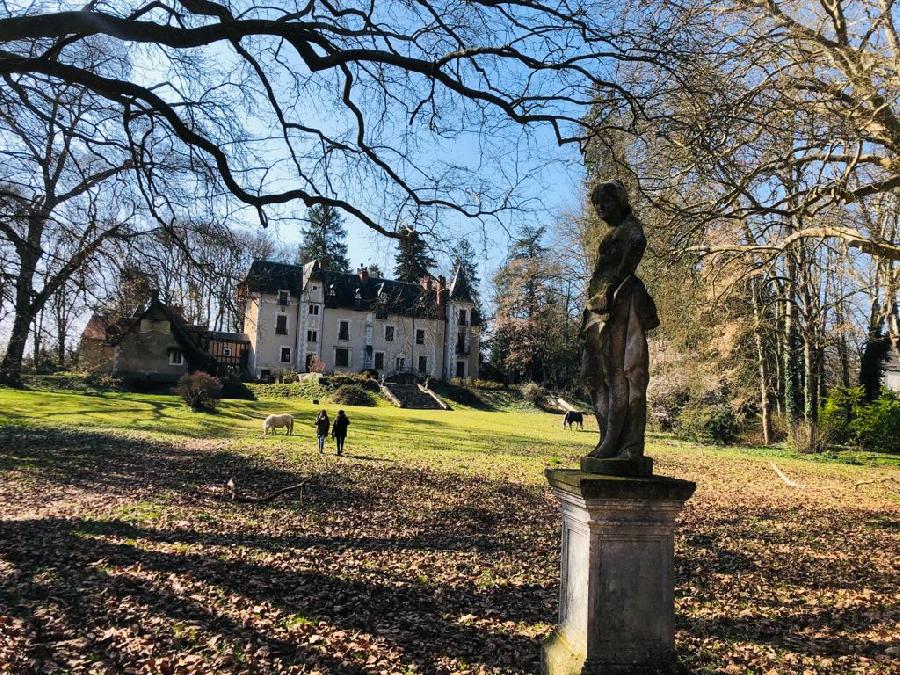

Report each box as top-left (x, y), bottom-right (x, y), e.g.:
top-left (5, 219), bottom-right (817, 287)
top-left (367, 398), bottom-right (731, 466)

top-left (582, 181), bottom-right (659, 461)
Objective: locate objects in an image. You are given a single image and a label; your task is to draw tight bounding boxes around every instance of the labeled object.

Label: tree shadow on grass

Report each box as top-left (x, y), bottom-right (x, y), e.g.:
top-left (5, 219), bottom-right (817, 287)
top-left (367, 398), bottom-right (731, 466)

top-left (0, 424), bottom-right (329, 499)
top-left (2, 423), bottom-right (894, 671)
top-left (0, 515), bottom-right (551, 672)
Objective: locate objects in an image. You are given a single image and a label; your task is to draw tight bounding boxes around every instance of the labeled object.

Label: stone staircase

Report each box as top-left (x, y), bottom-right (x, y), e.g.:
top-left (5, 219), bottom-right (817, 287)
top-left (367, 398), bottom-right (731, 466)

top-left (382, 382), bottom-right (447, 410)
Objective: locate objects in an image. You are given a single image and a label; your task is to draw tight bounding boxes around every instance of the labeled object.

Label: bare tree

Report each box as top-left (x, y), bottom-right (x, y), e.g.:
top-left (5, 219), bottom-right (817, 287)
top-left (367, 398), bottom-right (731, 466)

top-left (604, 0), bottom-right (900, 258)
top-left (0, 63), bottom-right (139, 384)
top-left (0, 1), bottom-right (697, 237)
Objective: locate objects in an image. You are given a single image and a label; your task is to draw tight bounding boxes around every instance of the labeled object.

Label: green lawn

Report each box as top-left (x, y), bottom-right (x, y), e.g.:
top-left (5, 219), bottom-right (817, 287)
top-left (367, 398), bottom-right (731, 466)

top-left (1, 386), bottom-right (898, 673)
top-left (0, 386), bottom-right (606, 485)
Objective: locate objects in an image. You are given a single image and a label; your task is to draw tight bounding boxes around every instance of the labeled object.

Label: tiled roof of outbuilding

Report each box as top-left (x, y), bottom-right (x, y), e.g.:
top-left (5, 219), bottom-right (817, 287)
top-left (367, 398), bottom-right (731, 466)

top-left (81, 314), bottom-right (111, 341)
top-left (206, 331), bottom-right (251, 343)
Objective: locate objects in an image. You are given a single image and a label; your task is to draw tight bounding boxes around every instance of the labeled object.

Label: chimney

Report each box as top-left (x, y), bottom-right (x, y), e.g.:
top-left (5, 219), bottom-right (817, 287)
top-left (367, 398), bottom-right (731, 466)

top-left (149, 288), bottom-right (159, 304)
top-left (421, 276), bottom-right (433, 292)
top-left (357, 266), bottom-right (369, 282)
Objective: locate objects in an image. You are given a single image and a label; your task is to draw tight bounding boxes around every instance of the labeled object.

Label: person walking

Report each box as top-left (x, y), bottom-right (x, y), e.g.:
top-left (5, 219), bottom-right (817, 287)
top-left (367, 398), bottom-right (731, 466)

top-left (332, 410), bottom-right (350, 456)
top-left (314, 410), bottom-right (329, 454)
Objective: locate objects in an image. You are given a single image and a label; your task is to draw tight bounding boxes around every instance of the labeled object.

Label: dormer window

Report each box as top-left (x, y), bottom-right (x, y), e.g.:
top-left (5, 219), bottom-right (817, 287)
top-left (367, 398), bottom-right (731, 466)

top-left (278, 290), bottom-right (290, 305)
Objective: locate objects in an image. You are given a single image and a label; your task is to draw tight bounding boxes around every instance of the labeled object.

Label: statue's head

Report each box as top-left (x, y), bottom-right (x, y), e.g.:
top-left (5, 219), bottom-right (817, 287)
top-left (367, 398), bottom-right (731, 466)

top-left (590, 180), bottom-right (631, 226)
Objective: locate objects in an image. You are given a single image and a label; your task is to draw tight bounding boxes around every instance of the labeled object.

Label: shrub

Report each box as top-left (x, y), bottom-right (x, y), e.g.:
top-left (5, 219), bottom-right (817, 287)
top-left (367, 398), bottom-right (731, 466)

top-left (175, 371), bottom-right (222, 412)
top-left (447, 378), bottom-right (507, 390)
top-left (331, 383), bottom-right (376, 406)
top-left (219, 375), bottom-right (256, 400)
top-left (648, 386), bottom-right (690, 432)
top-left (676, 403), bottom-right (739, 445)
top-left (786, 420), bottom-right (829, 454)
top-left (248, 381), bottom-right (324, 399)
top-left (817, 387), bottom-right (900, 454)
top-left (521, 382), bottom-right (545, 404)
top-left (306, 356), bottom-right (327, 374)
top-left (468, 378), bottom-right (507, 390)
top-left (323, 374), bottom-right (380, 392)
top-left (819, 386), bottom-right (864, 445)
top-left (848, 392), bottom-right (900, 454)
top-left (433, 382), bottom-right (490, 408)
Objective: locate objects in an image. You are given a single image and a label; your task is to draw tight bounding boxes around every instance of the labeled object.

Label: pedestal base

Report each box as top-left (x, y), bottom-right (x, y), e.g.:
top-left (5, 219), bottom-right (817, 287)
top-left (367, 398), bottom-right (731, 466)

top-left (580, 455), bottom-right (653, 477)
top-left (542, 469), bottom-right (695, 674)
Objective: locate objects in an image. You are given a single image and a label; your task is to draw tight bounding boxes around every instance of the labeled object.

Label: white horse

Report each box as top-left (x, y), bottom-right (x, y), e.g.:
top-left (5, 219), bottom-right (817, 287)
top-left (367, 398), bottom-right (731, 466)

top-left (263, 413), bottom-right (294, 436)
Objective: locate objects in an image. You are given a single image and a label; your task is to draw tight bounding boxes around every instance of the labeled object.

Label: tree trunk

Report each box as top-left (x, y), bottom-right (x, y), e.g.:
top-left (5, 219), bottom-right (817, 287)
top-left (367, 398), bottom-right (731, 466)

top-left (836, 299), bottom-right (851, 388)
top-left (32, 309), bottom-right (41, 365)
top-left (799, 334), bottom-right (821, 453)
top-left (752, 279), bottom-right (772, 445)
top-left (783, 252), bottom-right (804, 426)
top-left (803, 337), bottom-right (818, 424)
top-left (773, 286), bottom-right (784, 416)
top-left (0, 247), bottom-right (39, 386)
top-left (56, 314), bottom-right (67, 367)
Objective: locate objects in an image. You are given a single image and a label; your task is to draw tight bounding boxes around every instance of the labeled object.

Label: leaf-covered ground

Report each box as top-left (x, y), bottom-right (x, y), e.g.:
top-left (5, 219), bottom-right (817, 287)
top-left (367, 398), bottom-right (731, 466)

top-left (0, 388), bottom-right (898, 673)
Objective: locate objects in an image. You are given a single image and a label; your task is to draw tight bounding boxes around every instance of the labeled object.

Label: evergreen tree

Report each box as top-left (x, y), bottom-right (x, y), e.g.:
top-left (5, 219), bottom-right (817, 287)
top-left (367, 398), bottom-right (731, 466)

top-left (394, 228), bottom-right (436, 282)
top-left (860, 300), bottom-right (890, 402)
top-left (489, 225), bottom-right (578, 384)
top-left (296, 204), bottom-right (350, 272)
top-left (451, 239), bottom-right (483, 315)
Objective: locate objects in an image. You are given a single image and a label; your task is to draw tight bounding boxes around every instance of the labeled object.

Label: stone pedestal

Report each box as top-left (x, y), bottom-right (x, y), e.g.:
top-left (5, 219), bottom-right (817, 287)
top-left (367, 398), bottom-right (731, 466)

top-left (542, 467), bottom-right (695, 674)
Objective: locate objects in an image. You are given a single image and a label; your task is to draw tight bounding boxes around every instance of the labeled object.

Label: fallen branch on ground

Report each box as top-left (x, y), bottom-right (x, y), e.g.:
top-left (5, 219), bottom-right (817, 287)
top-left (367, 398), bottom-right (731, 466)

top-left (770, 463), bottom-right (802, 488)
top-left (226, 478), bottom-right (312, 504)
top-left (853, 476), bottom-right (900, 490)
top-left (228, 479), bottom-right (310, 504)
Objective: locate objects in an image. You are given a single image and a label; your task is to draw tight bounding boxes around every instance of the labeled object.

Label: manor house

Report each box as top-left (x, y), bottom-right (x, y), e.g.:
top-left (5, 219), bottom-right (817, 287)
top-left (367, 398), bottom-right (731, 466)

top-left (240, 260), bottom-right (480, 381)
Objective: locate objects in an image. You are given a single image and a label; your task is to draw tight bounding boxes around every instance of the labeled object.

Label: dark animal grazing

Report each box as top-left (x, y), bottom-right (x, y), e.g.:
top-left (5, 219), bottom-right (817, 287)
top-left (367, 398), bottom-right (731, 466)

top-left (563, 411), bottom-right (584, 430)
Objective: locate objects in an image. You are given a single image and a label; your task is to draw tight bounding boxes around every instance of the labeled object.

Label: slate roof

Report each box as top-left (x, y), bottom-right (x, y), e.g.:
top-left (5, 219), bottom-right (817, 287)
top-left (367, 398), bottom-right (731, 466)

top-left (324, 271), bottom-right (441, 318)
top-left (244, 259), bottom-right (305, 294)
top-left (243, 260), bottom-right (481, 322)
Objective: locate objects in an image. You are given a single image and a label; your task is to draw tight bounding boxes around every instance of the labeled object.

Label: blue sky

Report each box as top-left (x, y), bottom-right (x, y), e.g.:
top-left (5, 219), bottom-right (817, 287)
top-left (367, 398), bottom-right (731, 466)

top-left (0, 1), bottom-right (594, 347)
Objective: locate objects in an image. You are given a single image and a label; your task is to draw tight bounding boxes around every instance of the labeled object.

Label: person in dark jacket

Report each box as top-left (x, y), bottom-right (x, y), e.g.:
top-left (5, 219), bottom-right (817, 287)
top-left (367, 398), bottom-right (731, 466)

top-left (314, 410), bottom-right (329, 454)
top-left (332, 410), bottom-right (350, 456)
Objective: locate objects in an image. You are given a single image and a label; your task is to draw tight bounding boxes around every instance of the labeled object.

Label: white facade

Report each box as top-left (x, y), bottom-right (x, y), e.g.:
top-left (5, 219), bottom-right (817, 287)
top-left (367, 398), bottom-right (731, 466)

top-left (242, 262), bottom-right (480, 380)
top-left (883, 350), bottom-right (900, 392)
top-left (243, 288), bottom-right (302, 376)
